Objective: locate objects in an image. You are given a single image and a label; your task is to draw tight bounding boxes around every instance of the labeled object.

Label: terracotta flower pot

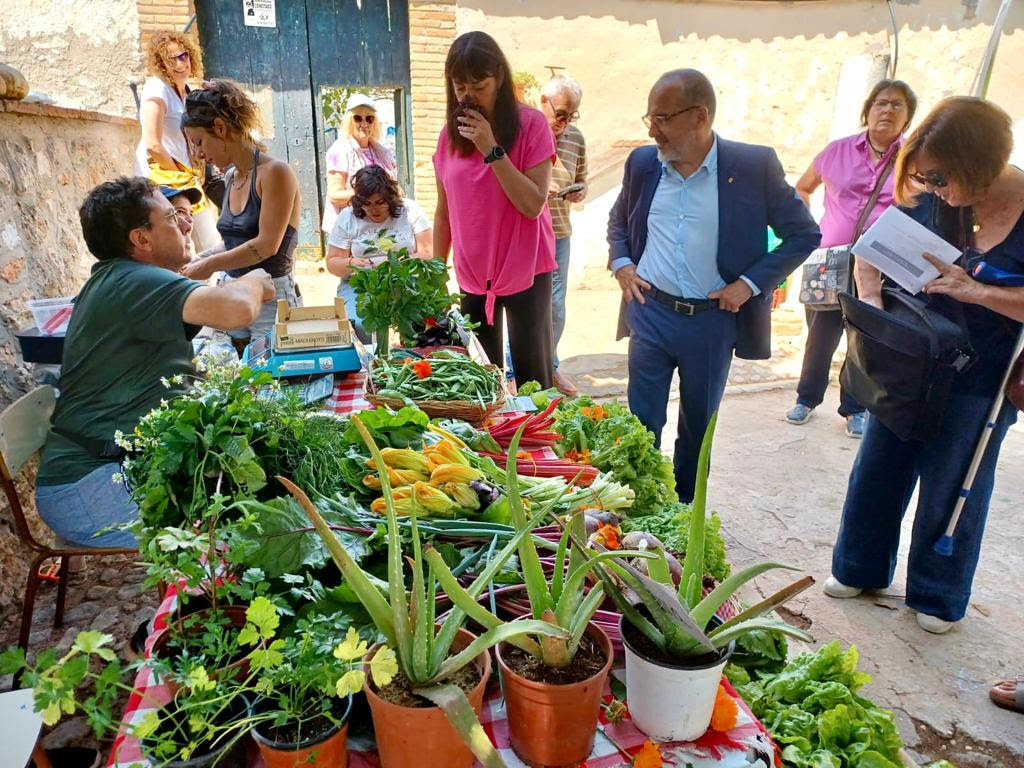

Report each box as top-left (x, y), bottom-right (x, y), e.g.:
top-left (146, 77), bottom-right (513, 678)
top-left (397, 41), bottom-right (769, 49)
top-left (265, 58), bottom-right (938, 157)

top-left (496, 622), bottom-right (613, 767)
top-left (151, 605), bottom-right (250, 696)
top-left (251, 696), bottom-right (352, 768)
top-left (363, 628), bottom-right (491, 768)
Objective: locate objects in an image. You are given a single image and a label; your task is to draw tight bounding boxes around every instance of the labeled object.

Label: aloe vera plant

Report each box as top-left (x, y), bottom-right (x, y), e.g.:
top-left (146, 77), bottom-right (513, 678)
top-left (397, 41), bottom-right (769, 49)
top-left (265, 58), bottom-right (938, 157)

top-left (280, 414), bottom-right (568, 768)
top-left (487, 423), bottom-right (652, 668)
top-left (593, 412), bottom-right (815, 658)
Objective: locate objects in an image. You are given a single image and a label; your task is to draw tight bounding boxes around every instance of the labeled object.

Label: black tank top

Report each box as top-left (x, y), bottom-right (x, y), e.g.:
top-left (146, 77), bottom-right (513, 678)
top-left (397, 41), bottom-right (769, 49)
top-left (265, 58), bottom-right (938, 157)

top-left (218, 149), bottom-right (297, 278)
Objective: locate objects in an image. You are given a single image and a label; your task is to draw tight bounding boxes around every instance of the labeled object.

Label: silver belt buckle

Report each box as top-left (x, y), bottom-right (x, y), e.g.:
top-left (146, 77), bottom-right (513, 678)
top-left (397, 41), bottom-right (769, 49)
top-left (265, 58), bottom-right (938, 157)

top-left (674, 300), bottom-right (696, 316)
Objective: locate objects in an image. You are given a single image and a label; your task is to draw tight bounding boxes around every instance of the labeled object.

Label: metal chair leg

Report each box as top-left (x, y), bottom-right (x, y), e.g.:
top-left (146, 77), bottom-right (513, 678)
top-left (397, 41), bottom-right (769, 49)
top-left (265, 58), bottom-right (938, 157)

top-left (54, 553), bottom-right (71, 628)
top-left (18, 554), bottom-right (46, 652)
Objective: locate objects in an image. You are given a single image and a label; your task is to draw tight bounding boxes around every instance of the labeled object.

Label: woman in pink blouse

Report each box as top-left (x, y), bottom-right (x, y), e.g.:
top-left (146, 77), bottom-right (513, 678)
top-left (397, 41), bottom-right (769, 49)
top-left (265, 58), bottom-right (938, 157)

top-left (321, 93), bottom-right (398, 234)
top-left (433, 31), bottom-right (557, 388)
top-left (786, 79), bottom-right (917, 437)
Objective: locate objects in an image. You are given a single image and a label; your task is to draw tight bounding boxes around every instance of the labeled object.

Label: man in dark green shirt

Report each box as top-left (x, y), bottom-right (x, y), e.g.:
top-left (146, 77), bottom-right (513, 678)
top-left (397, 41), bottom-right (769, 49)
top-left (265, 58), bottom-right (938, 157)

top-left (35, 177), bottom-right (274, 546)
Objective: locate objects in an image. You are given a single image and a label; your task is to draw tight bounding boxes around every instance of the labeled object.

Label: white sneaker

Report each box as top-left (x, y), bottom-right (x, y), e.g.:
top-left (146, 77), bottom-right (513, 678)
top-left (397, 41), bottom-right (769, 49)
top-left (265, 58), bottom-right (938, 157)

top-left (917, 612), bottom-right (957, 634)
top-left (823, 576), bottom-right (863, 598)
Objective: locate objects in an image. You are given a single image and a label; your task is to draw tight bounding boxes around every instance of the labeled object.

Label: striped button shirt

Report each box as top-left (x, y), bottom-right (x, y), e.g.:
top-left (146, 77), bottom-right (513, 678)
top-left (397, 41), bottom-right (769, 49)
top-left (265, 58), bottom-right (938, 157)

top-left (549, 124), bottom-right (587, 239)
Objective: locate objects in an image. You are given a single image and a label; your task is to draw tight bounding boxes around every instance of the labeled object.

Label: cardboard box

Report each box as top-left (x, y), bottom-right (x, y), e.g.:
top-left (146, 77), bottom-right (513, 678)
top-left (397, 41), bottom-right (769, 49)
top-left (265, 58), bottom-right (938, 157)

top-left (274, 298), bottom-right (352, 350)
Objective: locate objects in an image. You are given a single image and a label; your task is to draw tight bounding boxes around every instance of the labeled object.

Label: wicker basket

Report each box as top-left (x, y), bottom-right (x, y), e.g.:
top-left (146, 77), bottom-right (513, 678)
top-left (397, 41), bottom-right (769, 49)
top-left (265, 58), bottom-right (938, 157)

top-left (364, 360), bottom-right (507, 423)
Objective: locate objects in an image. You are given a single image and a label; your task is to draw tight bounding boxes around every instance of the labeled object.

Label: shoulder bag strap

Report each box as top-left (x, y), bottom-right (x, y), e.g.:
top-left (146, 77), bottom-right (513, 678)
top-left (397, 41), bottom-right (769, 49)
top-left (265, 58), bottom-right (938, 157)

top-left (846, 155), bottom-right (896, 293)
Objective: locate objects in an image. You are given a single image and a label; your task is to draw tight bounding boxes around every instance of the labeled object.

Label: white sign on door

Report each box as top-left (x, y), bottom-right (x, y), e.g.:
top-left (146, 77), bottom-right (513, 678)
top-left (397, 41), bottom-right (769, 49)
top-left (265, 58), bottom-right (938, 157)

top-left (243, 0), bottom-right (276, 28)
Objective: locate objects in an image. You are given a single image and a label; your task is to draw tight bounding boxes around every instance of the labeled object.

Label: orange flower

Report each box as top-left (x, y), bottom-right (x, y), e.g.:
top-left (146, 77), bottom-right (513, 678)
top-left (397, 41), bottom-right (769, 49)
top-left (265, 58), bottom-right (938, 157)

top-left (595, 522), bottom-right (621, 550)
top-left (710, 683), bottom-right (739, 732)
top-left (580, 405), bottom-right (607, 421)
top-left (412, 359), bottom-right (432, 379)
top-left (565, 448), bottom-right (592, 464)
top-left (632, 739), bottom-right (664, 768)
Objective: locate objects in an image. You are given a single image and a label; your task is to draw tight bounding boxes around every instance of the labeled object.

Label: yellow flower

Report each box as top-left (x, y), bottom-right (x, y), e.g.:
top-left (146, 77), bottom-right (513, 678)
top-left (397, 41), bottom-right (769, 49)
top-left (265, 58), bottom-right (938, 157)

top-left (369, 645), bottom-right (399, 688)
top-left (333, 627), bottom-right (369, 662)
top-left (335, 669), bottom-right (365, 698)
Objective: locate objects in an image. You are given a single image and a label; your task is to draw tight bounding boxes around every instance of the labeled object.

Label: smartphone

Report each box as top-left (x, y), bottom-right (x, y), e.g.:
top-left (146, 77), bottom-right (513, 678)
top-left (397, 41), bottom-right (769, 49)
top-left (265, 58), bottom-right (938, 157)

top-left (555, 182), bottom-right (585, 199)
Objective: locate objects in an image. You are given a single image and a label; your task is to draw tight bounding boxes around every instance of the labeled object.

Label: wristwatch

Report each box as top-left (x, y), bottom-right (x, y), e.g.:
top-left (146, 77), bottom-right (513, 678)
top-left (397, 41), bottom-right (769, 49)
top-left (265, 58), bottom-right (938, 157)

top-left (484, 145), bottom-right (506, 164)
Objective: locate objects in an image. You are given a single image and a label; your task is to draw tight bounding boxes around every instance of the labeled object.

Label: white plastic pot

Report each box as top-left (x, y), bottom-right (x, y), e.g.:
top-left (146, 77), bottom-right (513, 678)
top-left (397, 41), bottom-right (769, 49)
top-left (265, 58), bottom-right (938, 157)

top-left (620, 615), bottom-right (734, 742)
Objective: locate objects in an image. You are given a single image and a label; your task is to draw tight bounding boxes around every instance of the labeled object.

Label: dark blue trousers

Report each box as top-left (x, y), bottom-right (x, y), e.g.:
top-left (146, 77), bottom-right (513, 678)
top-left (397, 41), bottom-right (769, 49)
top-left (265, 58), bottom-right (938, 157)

top-left (625, 299), bottom-right (737, 503)
top-left (796, 306), bottom-right (864, 416)
top-left (832, 390), bottom-right (1017, 621)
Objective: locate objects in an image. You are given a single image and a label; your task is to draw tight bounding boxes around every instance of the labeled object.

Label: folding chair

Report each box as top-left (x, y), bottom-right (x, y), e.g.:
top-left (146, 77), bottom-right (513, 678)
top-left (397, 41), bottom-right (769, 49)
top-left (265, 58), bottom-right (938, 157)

top-left (0, 386), bottom-right (136, 652)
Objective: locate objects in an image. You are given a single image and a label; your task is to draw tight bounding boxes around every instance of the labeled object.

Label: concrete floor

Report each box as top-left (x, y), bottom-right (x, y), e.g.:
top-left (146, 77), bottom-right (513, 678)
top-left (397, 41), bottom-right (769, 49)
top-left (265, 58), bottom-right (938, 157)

top-left (297, 268), bottom-right (1024, 763)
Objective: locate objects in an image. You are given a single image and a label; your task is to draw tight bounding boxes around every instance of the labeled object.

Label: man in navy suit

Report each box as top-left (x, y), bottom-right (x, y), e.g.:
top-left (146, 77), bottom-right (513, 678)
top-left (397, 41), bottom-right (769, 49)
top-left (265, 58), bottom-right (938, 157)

top-left (608, 69), bottom-right (820, 503)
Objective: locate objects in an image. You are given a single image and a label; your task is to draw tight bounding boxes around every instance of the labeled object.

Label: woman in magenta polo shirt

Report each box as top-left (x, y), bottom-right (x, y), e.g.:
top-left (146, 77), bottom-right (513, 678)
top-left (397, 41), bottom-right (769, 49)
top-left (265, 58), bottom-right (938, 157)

top-left (433, 31), bottom-right (556, 388)
top-left (786, 79), bottom-right (918, 437)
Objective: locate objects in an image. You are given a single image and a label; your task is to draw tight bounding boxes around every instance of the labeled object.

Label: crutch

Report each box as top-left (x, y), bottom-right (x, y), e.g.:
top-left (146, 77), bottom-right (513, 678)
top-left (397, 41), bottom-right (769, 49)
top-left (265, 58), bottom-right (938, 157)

top-left (934, 262), bottom-right (1024, 555)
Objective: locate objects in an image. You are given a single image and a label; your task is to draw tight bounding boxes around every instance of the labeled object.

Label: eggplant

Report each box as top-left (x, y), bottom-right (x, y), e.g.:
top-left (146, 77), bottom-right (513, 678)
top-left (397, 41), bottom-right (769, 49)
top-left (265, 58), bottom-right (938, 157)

top-left (470, 479), bottom-right (501, 509)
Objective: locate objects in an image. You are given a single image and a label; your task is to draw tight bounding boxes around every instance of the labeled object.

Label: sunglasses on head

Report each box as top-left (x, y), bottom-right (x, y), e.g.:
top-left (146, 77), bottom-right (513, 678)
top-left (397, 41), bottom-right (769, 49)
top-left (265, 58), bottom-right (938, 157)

top-left (909, 170), bottom-right (949, 189)
top-left (353, 114), bottom-right (376, 124)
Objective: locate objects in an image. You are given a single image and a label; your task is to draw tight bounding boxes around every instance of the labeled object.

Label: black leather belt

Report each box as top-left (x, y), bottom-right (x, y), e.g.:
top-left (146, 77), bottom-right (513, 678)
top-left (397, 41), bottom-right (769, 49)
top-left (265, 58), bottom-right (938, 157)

top-left (644, 287), bottom-right (720, 316)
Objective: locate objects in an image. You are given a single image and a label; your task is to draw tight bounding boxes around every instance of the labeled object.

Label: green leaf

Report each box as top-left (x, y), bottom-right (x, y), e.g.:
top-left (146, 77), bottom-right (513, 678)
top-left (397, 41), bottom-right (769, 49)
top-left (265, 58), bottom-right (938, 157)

top-left (680, 411), bottom-right (717, 608)
top-left (430, 620), bottom-right (568, 685)
top-left (414, 683), bottom-right (506, 768)
top-left (244, 596), bottom-right (280, 640)
top-left (691, 561), bottom-right (803, 629)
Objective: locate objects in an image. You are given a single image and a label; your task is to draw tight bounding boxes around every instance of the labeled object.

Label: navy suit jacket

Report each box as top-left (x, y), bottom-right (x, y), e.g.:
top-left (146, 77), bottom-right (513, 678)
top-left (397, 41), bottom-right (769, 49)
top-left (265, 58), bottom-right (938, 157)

top-left (607, 138), bottom-right (821, 359)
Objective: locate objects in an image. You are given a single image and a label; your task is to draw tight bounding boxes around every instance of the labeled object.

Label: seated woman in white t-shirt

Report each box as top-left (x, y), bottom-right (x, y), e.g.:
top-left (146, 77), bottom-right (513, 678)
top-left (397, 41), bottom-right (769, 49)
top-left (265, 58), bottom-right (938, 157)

top-left (326, 165), bottom-right (432, 342)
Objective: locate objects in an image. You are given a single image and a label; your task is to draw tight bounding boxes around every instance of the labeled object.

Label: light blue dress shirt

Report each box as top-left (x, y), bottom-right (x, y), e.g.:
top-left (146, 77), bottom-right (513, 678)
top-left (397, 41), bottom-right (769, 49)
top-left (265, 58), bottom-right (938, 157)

top-left (611, 138), bottom-right (759, 298)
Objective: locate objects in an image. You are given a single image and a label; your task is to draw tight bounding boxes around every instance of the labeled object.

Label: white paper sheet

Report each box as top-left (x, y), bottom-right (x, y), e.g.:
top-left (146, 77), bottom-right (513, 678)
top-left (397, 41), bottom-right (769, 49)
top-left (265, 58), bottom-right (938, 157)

top-left (850, 206), bottom-right (961, 294)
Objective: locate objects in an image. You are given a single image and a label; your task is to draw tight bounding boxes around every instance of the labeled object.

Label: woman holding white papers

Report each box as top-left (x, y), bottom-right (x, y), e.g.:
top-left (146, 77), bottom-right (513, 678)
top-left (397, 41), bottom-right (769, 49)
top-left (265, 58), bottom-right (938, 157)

top-left (826, 97), bottom-right (1024, 634)
top-left (786, 80), bottom-right (917, 437)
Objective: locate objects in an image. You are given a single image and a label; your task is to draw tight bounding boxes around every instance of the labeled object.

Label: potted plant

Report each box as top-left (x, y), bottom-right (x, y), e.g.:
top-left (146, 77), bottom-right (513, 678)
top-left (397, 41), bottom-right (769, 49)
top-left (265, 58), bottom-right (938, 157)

top-left (592, 413), bottom-right (816, 742)
top-left (512, 71), bottom-right (539, 104)
top-left (348, 242), bottom-right (457, 355)
top-left (477, 424), bottom-right (650, 767)
top-left (247, 608), bottom-right (395, 768)
top-left (281, 413), bottom-right (569, 768)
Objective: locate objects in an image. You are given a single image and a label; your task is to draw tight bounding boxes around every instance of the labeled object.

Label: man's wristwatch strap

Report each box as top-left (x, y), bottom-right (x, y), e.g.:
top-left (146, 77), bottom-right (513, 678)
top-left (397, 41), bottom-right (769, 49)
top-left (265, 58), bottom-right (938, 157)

top-left (484, 145), bottom-right (506, 164)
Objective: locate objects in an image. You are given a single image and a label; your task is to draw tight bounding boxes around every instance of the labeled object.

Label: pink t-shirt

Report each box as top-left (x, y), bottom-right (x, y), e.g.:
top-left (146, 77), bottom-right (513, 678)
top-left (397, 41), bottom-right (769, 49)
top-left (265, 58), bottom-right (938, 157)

top-left (814, 131), bottom-right (902, 248)
top-left (433, 104), bottom-right (557, 323)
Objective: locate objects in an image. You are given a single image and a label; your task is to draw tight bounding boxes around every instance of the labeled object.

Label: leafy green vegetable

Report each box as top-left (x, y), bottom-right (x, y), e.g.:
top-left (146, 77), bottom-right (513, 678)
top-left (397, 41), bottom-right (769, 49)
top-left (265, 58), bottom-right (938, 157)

top-left (737, 642), bottom-right (904, 768)
top-left (553, 397), bottom-right (678, 516)
top-left (345, 406), bottom-right (429, 449)
top-left (621, 503), bottom-right (731, 582)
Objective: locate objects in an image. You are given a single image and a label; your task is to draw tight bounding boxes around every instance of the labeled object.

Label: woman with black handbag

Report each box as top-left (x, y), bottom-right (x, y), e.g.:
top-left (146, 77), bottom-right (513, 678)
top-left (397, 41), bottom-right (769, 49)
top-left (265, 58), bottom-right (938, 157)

top-left (787, 80), bottom-right (917, 437)
top-left (826, 97), bottom-right (1024, 634)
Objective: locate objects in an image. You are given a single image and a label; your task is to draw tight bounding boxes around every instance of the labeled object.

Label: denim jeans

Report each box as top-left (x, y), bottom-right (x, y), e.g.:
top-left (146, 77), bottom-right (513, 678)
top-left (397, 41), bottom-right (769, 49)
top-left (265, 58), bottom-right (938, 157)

top-left (220, 273), bottom-right (302, 341)
top-left (625, 298), bottom-right (736, 503)
top-left (831, 390), bottom-right (1017, 621)
top-left (505, 236), bottom-right (570, 377)
top-left (35, 463), bottom-right (138, 548)
top-left (337, 278), bottom-right (371, 344)
top-left (796, 306), bottom-right (863, 416)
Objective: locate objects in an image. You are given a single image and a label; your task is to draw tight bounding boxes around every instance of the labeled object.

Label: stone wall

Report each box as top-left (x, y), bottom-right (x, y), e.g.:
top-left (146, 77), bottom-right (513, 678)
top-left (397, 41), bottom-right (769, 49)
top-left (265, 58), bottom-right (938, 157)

top-left (0, 102), bottom-right (138, 619)
top-left (0, 0), bottom-right (144, 117)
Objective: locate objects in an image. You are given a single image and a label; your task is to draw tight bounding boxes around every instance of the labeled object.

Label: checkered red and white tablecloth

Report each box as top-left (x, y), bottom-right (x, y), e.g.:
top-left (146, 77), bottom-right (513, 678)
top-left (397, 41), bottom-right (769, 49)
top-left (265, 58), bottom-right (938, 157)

top-left (108, 585), bottom-right (776, 768)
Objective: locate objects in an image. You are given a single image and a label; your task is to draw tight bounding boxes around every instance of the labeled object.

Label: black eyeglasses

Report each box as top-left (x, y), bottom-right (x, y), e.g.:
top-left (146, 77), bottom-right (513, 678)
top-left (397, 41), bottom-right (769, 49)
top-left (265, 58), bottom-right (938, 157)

top-left (353, 114), bottom-right (376, 125)
top-left (553, 110), bottom-right (580, 124)
top-left (909, 170), bottom-right (949, 189)
top-left (642, 105), bottom-right (701, 130)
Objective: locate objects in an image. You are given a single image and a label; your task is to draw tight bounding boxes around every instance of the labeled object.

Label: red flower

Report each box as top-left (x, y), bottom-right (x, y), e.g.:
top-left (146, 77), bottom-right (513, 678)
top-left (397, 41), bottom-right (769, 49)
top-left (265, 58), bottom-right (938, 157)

top-left (424, 316), bottom-right (438, 329)
top-left (412, 359), bottom-right (432, 379)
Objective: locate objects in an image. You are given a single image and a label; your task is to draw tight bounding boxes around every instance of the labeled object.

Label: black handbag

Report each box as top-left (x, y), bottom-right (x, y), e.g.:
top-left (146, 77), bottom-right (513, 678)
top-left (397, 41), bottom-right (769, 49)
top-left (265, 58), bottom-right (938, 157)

top-left (839, 286), bottom-right (975, 441)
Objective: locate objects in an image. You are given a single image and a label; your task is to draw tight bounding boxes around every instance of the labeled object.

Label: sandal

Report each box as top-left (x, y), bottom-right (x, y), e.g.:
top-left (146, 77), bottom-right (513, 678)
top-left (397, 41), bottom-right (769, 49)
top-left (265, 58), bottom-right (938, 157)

top-left (989, 675), bottom-right (1024, 714)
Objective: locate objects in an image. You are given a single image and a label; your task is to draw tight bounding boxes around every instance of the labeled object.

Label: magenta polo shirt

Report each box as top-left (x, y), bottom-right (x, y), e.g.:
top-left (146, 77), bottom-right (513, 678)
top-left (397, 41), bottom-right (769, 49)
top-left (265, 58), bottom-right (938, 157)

top-left (814, 131), bottom-right (902, 248)
top-left (433, 104), bottom-right (556, 323)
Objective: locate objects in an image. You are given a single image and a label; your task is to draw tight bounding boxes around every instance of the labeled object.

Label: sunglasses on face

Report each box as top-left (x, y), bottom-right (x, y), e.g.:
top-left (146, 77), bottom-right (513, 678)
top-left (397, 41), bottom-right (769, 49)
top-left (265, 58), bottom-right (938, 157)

top-left (553, 110), bottom-right (580, 124)
top-left (909, 170), bottom-right (949, 189)
top-left (352, 114), bottom-right (376, 125)
top-left (167, 51), bottom-right (190, 64)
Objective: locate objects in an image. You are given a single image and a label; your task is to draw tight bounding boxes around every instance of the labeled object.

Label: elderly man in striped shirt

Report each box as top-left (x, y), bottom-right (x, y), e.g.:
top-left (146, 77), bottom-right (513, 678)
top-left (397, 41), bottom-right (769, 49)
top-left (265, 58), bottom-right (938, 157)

top-left (540, 74), bottom-right (588, 396)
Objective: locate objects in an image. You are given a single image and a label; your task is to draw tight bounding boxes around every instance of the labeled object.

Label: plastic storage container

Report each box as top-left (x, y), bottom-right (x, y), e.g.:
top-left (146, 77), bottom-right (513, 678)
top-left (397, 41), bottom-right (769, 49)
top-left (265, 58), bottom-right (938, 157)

top-left (27, 297), bottom-right (74, 335)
